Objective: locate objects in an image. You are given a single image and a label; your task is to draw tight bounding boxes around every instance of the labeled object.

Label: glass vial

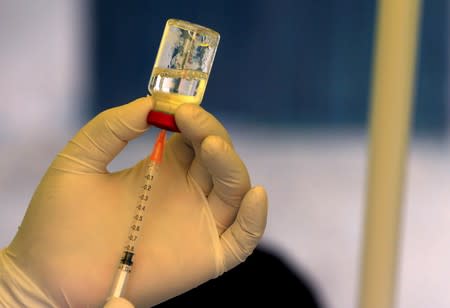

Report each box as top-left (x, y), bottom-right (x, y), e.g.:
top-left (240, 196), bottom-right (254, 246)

top-left (147, 19), bottom-right (220, 132)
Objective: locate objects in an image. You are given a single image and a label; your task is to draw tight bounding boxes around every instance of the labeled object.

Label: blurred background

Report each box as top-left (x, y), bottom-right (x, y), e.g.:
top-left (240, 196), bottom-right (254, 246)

top-left (0, 0), bottom-right (448, 307)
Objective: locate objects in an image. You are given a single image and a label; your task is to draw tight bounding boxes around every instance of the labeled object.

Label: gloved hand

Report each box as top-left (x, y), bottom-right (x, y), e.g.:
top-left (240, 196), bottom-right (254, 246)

top-left (0, 96), bottom-right (268, 307)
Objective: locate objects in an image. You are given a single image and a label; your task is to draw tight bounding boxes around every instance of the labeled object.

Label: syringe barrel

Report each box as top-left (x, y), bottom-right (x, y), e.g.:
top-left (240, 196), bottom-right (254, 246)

top-left (109, 263), bottom-right (132, 298)
top-left (107, 130), bottom-right (165, 301)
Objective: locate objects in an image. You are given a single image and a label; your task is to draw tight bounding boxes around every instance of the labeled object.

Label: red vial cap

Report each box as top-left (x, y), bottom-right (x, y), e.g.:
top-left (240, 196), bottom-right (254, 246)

top-left (147, 111), bottom-right (180, 132)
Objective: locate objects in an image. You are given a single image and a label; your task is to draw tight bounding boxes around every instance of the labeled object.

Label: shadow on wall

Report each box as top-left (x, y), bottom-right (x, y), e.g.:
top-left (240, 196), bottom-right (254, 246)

top-left (156, 245), bottom-right (324, 307)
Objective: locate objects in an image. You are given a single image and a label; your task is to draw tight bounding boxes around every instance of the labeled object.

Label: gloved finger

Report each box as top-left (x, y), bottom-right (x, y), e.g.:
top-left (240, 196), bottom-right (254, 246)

top-left (103, 297), bottom-right (135, 308)
top-left (174, 104), bottom-right (233, 194)
top-left (52, 97), bottom-right (153, 173)
top-left (200, 135), bottom-right (251, 233)
top-left (164, 133), bottom-right (195, 171)
top-left (220, 186), bottom-right (268, 271)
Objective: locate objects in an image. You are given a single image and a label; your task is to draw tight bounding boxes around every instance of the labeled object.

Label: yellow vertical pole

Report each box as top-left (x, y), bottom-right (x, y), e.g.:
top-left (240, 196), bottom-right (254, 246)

top-left (359, 1), bottom-right (422, 308)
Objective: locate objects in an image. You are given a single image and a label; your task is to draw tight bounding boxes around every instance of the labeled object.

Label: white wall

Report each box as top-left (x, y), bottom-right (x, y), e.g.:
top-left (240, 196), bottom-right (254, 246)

top-left (0, 0), bottom-right (88, 142)
top-left (0, 0), bottom-right (88, 249)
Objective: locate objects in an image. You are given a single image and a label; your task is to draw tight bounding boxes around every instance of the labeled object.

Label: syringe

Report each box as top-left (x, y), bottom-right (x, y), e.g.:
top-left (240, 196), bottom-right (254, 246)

top-left (108, 129), bottom-right (166, 299)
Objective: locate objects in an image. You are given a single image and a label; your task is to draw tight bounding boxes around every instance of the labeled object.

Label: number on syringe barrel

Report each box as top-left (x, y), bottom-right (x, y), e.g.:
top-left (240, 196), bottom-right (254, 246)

top-left (131, 224), bottom-right (140, 231)
top-left (144, 174), bottom-right (154, 181)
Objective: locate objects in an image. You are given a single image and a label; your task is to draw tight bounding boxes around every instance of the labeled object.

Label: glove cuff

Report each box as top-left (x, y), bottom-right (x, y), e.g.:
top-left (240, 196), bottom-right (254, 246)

top-left (0, 247), bottom-right (58, 307)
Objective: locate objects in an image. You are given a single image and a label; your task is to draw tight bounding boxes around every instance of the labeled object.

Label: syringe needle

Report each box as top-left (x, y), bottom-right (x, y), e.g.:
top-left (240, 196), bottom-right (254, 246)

top-left (108, 129), bottom-right (166, 299)
top-left (149, 129), bottom-right (166, 163)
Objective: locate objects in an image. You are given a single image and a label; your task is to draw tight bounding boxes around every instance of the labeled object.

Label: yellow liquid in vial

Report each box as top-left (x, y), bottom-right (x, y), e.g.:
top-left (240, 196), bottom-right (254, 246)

top-left (149, 67), bottom-right (208, 114)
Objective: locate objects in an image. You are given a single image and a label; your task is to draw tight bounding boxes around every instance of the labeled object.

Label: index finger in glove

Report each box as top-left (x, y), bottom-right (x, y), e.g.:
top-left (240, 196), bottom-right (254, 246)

top-left (171, 104), bottom-right (233, 193)
top-left (175, 104), bottom-right (232, 148)
top-left (52, 96), bottom-right (153, 174)
top-left (201, 135), bottom-right (251, 233)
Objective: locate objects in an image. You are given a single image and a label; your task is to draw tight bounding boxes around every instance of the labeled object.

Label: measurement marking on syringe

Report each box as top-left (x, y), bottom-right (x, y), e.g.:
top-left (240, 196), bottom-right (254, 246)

top-left (109, 129), bottom-right (166, 298)
top-left (124, 164), bottom-right (159, 253)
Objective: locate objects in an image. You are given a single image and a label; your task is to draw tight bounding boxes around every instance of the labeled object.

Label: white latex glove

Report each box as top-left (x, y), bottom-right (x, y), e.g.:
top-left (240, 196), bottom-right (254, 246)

top-left (0, 96), bottom-right (268, 307)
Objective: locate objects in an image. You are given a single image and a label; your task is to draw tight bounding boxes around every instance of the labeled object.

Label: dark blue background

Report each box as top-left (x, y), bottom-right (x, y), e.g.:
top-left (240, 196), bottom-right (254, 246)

top-left (90, 0), bottom-right (448, 135)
